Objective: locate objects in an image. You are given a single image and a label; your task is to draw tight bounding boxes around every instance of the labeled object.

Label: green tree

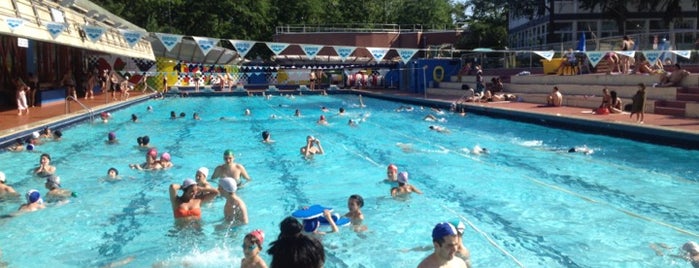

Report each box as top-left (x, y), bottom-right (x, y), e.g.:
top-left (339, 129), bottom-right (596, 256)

top-left (458, 0), bottom-right (508, 49)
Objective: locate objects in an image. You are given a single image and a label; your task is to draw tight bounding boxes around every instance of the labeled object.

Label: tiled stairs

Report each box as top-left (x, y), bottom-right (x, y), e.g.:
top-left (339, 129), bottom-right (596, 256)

top-left (655, 87), bottom-right (699, 116)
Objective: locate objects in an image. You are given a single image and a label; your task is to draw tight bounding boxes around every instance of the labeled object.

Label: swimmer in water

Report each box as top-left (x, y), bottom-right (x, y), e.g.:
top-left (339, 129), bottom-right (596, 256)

top-left (211, 150), bottom-right (252, 186)
top-left (471, 145), bottom-right (488, 155)
top-left (317, 115), bottom-right (328, 125)
top-left (262, 130), bottom-right (274, 143)
top-left (390, 172), bottom-right (423, 197)
top-left (568, 146), bottom-right (593, 155)
top-left (34, 153), bottom-right (56, 177)
top-left (300, 136), bottom-right (324, 156)
top-left (345, 194), bottom-right (367, 232)
top-left (385, 164), bottom-right (398, 182)
top-left (429, 125), bottom-right (450, 133)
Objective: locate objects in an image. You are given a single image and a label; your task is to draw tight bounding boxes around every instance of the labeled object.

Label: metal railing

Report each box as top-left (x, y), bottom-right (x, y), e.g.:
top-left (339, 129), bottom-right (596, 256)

top-left (276, 23), bottom-right (463, 34)
top-left (65, 96), bottom-right (94, 121)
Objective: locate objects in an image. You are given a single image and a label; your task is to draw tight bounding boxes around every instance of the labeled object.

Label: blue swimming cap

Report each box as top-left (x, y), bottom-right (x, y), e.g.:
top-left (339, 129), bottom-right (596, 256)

top-left (303, 218), bottom-right (320, 233)
top-left (26, 189), bottom-right (41, 203)
top-left (432, 222), bottom-right (458, 240)
top-left (26, 144), bottom-right (34, 151)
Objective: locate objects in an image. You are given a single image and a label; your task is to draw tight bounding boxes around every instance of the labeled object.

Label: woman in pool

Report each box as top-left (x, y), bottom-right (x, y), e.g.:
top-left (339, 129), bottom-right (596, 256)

top-left (169, 179), bottom-right (218, 221)
top-left (317, 115), bottom-right (328, 125)
top-left (300, 136), bottom-right (324, 156)
top-left (107, 132), bottom-right (118, 144)
top-left (391, 172), bottom-right (423, 197)
top-left (262, 131), bottom-right (274, 143)
top-left (106, 167), bottom-right (120, 180)
top-left (159, 152), bottom-right (173, 169)
top-left (44, 175), bottom-right (73, 202)
top-left (129, 148), bottom-right (160, 170)
top-left (345, 194), bottom-right (367, 232)
top-left (219, 177), bottom-right (248, 225)
top-left (241, 230), bottom-right (267, 268)
top-left (34, 153), bottom-right (56, 177)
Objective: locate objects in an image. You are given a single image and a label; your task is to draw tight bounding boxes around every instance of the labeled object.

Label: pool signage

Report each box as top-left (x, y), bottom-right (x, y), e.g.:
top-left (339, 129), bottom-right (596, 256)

top-left (266, 42), bottom-right (290, 55)
top-left (231, 40), bottom-right (256, 58)
top-left (301, 44), bottom-right (323, 59)
top-left (333, 46), bottom-right (356, 62)
top-left (82, 25), bottom-right (105, 43)
top-left (46, 22), bottom-right (65, 39)
top-left (156, 33), bottom-right (183, 52)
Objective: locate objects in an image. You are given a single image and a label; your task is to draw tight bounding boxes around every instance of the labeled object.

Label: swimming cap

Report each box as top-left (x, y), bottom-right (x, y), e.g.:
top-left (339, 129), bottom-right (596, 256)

top-left (223, 150), bottom-right (234, 157)
top-left (197, 167), bottom-right (209, 178)
top-left (449, 219), bottom-right (466, 235)
top-left (219, 177), bottom-right (237, 193)
top-left (108, 132), bottom-right (116, 140)
top-left (46, 175), bottom-right (61, 188)
top-left (683, 241), bottom-right (699, 253)
top-left (147, 148), bottom-right (158, 158)
top-left (320, 115), bottom-right (325, 120)
top-left (181, 179), bottom-right (196, 190)
top-left (0, 172), bottom-right (5, 183)
top-left (387, 164), bottom-right (398, 172)
top-left (26, 189), bottom-right (41, 203)
top-left (54, 130), bottom-right (62, 138)
top-left (303, 218), bottom-right (320, 233)
top-left (31, 131), bottom-right (40, 139)
top-left (397, 172), bottom-right (408, 183)
top-left (26, 144), bottom-right (34, 151)
top-left (161, 152), bottom-right (171, 161)
top-left (432, 222), bottom-right (458, 240)
top-left (249, 229), bottom-right (265, 245)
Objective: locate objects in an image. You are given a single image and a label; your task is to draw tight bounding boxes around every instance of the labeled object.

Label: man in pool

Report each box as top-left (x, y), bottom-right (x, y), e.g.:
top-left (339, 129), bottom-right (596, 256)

top-left (418, 222), bottom-right (468, 268)
top-left (385, 164), bottom-right (398, 182)
top-left (390, 171), bottom-right (423, 197)
top-left (211, 149), bottom-right (252, 186)
top-left (0, 172), bottom-right (17, 195)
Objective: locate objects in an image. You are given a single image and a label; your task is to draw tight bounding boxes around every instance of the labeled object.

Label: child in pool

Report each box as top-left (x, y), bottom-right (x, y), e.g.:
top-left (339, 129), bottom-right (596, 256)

top-left (345, 194), bottom-right (367, 232)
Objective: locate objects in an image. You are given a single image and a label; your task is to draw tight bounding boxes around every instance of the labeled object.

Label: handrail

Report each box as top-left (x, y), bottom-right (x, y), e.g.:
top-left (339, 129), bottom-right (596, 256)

top-left (65, 96), bottom-right (94, 122)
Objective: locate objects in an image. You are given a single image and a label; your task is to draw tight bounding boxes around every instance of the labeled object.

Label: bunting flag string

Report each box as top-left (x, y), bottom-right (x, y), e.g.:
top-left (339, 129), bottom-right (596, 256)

top-left (5, 17), bottom-right (24, 32)
top-left (46, 22), bottom-right (65, 39)
top-left (533, 51), bottom-right (555, 61)
top-left (396, 48), bottom-right (418, 64)
top-left (265, 42), bottom-right (290, 55)
top-left (584, 51), bottom-right (605, 67)
top-left (643, 51), bottom-right (662, 64)
top-left (155, 33), bottom-right (183, 52)
top-left (301, 44), bottom-right (323, 59)
top-left (332, 46), bottom-right (357, 62)
top-left (122, 30), bottom-right (144, 48)
top-left (672, 50), bottom-right (692, 59)
top-left (366, 47), bottom-right (389, 62)
top-left (192, 36), bottom-right (219, 55)
top-left (82, 25), bottom-right (105, 43)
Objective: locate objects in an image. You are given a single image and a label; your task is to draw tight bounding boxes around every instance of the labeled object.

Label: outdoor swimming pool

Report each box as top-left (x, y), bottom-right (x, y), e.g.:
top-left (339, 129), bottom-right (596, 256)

top-left (0, 94), bottom-right (697, 267)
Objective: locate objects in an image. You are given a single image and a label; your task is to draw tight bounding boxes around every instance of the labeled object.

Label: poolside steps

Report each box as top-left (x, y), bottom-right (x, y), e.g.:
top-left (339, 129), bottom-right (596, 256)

top-left (677, 87), bottom-right (699, 102)
top-left (654, 100), bottom-right (687, 116)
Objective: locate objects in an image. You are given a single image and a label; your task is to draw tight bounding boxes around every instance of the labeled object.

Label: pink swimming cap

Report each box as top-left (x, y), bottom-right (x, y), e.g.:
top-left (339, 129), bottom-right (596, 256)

top-left (161, 152), bottom-right (171, 161)
top-left (147, 148), bottom-right (158, 157)
top-left (387, 164), bottom-right (398, 172)
top-left (320, 115), bottom-right (326, 120)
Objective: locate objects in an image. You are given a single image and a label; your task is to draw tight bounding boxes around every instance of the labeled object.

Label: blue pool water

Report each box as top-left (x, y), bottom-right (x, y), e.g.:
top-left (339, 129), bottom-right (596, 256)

top-left (0, 94), bottom-right (697, 267)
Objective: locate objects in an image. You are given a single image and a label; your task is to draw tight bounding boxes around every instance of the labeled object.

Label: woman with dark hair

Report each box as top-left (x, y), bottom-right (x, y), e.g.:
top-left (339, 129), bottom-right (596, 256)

top-left (609, 90), bottom-right (623, 114)
top-left (267, 217), bottom-right (325, 268)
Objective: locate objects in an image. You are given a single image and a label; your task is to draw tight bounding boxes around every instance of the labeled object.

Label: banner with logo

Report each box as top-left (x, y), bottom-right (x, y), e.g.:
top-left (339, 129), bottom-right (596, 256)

top-left (192, 36), bottom-right (218, 55)
top-left (230, 40), bottom-right (256, 58)
top-left (156, 33), bottom-right (183, 52)
top-left (642, 51), bottom-right (662, 64)
top-left (396, 48), bottom-right (418, 64)
top-left (301, 44), bottom-right (323, 59)
top-left (584, 51), bottom-right (606, 67)
top-left (332, 46), bottom-right (356, 61)
top-left (82, 25), bottom-right (105, 43)
top-left (533, 51), bottom-right (555, 61)
top-left (122, 31), bottom-right (143, 48)
top-left (615, 51), bottom-right (635, 58)
top-left (672, 50), bottom-right (692, 59)
top-left (46, 22), bottom-right (65, 39)
top-left (366, 47), bottom-right (389, 62)
top-left (5, 17), bottom-right (24, 32)
top-left (266, 42), bottom-right (290, 55)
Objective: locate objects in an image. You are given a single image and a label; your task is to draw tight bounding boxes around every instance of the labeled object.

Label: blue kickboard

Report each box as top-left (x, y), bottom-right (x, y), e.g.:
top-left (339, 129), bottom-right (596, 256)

top-left (292, 204), bottom-right (332, 219)
top-left (319, 215), bottom-right (351, 227)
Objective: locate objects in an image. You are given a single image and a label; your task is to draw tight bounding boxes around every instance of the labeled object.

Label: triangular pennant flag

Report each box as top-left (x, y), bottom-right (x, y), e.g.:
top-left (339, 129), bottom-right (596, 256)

top-left (266, 42), bottom-right (290, 55)
top-left (230, 40), bottom-right (255, 58)
top-left (122, 31), bottom-right (143, 48)
top-left (5, 17), bottom-right (24, 31)
top-left (193, 36), bottom-right (219, 55)
top-left (671, 50), bottom-right (692, 59)
top-left (366, 47), bottom-right (389, 62)
top-left (533, 51), bottom-right (555, 61)
top-left (332, 46), bottom-right (357, 62)
top-left (82, 25), bottom-right (105, 43)
top-left (615, 51), bottom-right (635, 58)
top-left (396, 48), bottom-right (419, 64)
top-left (642, 51), bottom-right (662, 64)
top-left (46, 22), bottom-right (65, 39)
top-left (301, 44), bottom-right (323, 59)
top-left (584, 51), bottom-right (606, 67)
top-left (156, 33), bottom-right (183, 52)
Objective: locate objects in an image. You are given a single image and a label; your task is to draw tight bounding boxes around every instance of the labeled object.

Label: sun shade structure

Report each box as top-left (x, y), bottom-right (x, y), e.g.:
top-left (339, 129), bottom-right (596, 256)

top-left (147, 34), bottom-right (242, 65)
top-left (0, 0), bottom-right (154, 60)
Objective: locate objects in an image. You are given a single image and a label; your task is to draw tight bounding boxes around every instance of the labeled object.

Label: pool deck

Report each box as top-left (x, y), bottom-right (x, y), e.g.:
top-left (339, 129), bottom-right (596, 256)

top-left (1, 89), bottom-right (699, 148)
